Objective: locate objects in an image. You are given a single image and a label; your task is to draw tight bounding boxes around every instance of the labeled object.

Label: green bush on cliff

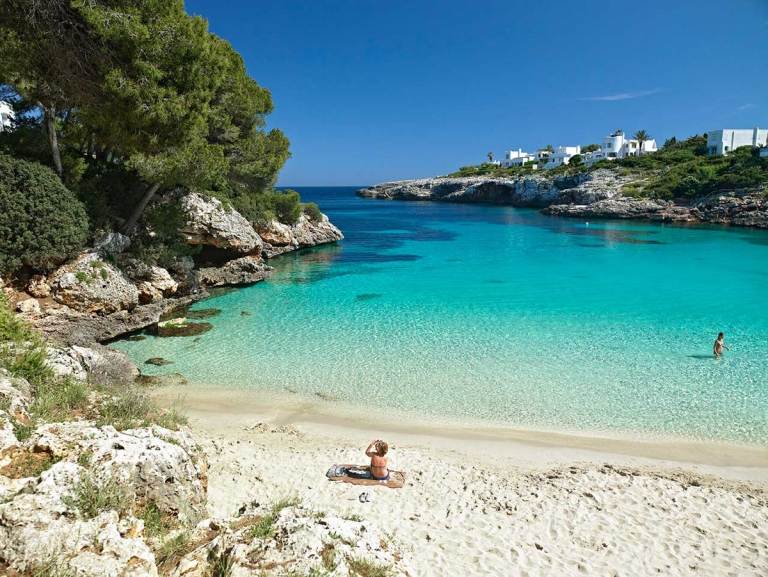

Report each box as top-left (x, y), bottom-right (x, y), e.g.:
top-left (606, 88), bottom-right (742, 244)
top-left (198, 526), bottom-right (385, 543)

top-left (303, 202), bottom-right (323, 221)
top-left (232, 188), bottom-right (303, 226)
top-left (0, 154), bottom-right (89, 275)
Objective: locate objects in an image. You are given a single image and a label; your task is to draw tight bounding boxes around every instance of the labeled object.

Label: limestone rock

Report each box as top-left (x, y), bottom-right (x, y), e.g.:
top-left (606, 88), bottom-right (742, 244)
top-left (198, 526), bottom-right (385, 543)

top-left (258, 214), bottom-right (344, 258)
top-left (124, 260), bottom-right (180, 304)
top-left (26, 275), bottom-right (52, 298)
top-left (0, 412), bottom-right (18, 453)
top-left (544, 198), bottom-right (697, 222)
top-left (196, 256), bottom-right (271, 287)
top-left (70, 343), bottom-right (140, 385)
top-left (170, 504), bottom-right (412, 577)
top-left (15, 298), bottom-right (41, 316)
top-left (45, 346), bottom-right (89, 381)
top-left (179, 192), bottom-right (262, 254)
top-left (0, 369), bottom-right (31, 426)
top-left (32, 294), bottom-right (206, 346)
top-left (0, 461), bottom-right (158, 577)
top-left (31, 422), bottom-right (207, 521)
top-left (50, 253), bottom-right (139, 314)
top-left (94, 231), bottom-right (132, 256)
top-left (359, 172), bottom-right (768, 229)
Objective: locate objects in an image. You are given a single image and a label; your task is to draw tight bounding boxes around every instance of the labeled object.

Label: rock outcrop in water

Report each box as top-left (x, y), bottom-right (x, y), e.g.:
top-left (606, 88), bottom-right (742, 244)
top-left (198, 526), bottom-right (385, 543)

top-left (359, 169), bottom-right (768, 228)
top-left (257, 214), bottom-right (344, 258)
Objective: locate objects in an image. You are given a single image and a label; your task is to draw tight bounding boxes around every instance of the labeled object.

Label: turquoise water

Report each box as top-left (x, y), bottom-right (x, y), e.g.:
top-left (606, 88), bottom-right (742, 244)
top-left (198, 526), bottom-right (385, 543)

top-left (114, 188), bottom-right (768, 444)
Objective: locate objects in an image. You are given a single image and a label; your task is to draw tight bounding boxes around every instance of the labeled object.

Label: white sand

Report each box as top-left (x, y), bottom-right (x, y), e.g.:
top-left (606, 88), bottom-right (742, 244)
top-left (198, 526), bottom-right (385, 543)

top-left (154, 386), bottom-right (768, 577)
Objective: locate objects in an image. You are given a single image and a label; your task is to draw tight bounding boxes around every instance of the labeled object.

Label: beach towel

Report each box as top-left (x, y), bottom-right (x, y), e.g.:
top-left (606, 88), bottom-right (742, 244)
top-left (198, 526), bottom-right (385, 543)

top-left (326, 464), bottom-right (406, 489)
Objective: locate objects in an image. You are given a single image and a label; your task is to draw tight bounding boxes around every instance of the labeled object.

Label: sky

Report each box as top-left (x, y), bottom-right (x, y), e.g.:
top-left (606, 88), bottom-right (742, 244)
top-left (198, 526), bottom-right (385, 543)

top-left (187, 0), bottom-right (768, 186)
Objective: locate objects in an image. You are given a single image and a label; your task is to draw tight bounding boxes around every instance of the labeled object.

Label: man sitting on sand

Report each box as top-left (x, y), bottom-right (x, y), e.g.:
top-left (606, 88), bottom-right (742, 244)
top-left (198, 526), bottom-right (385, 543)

top-left (713, 332), bottom-right (730, 358)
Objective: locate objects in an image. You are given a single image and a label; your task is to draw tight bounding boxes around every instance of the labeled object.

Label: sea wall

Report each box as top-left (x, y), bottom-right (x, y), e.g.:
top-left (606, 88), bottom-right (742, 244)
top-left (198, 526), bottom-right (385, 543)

top-left (358, 169), bottom-right (768, 228)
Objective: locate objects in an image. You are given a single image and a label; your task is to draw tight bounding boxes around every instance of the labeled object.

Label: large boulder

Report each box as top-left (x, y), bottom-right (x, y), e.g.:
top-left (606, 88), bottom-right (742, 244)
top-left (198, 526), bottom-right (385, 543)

top-left (46, 343), bottom-right (138, 385)
top-left (31, 422), bottom-right (207, 521)
top-left (179, 193), bottom-right (262, 254)
top-left (0, 461), bottom-right (158, 577)
top-left (196, 256), bottom-right (271, 287)
top-left (73, 344), bottom-right (140, 385)
top-left (258, 214), bottom-right (344, 258)
top-left (94, 232), bottom-right (132, 257)
top-left (122, 260), bottom-right (179, 304)
top-left (50, 253), bottom-right (139, 314)
top-left (15, 298), bottom-right (41, 316)
top-left (45, 346), bottom-right (89, 381)
top-left (26, 274), bottom-right (52, 298)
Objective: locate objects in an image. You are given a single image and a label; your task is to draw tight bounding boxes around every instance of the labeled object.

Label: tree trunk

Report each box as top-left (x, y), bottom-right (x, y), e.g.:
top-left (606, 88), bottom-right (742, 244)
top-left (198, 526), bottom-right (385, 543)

top-left (42, 104), bottom-right (63, 176)
top-left (122, 182), bottom-right (161, 235)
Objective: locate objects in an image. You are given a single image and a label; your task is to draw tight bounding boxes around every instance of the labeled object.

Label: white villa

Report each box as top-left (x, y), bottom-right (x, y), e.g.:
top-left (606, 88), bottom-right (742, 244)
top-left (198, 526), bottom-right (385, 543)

top-left (707, 128), bottom-right (768, 156)
top-left (0, 101), bottom-right (14, 132)
top-left (492, 128), bottom-right (658, 171)
top-left (500, 148), bottom-right (536, 168)
top-left (583, 130), bottom-right (657, 165)
top-left (545, 145), bottom-right (581, 168)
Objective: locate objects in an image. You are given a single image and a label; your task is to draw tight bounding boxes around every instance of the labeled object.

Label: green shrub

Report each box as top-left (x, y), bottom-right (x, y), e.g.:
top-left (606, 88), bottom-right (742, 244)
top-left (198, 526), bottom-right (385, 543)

top-left (63, 471), bottom-right (131, 519)
top-left (302, 202), bottom-right (323, 221)
top-left (231, 188), bottom-right (304, 226)
top-left (0, 294), bottom-right (52, 389)
top-left (0, 154), bottom-right (89, 275)
top-left (271, 189), bottom-right (302, 224)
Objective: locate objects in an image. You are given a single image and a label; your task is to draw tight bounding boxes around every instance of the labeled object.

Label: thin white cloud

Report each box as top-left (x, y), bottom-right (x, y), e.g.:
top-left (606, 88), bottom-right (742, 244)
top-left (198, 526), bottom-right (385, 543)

top-left (737, 103), bottom-right (755, 111)
top-left (580, 88), bottom-right (662, 102)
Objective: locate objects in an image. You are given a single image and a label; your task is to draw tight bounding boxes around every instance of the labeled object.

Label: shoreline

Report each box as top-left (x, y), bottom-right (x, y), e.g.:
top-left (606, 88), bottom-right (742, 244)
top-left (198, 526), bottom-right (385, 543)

top-left (151, 384), bottom-right (768, 482)
top-left (151, 383), bottom-right (768, 576)
top-left (357, 173), bottom-right (768, 229)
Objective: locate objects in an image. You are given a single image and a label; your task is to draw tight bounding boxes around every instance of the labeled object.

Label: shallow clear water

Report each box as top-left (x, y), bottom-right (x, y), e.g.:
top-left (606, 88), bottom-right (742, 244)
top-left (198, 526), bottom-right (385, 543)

top-left (114, 188), bottom-right (768, 444)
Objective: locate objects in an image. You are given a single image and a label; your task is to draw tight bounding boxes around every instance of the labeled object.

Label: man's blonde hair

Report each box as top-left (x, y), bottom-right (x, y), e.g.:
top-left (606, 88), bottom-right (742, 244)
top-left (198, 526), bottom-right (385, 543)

top-left (375, 440), bottom-right (389, 456)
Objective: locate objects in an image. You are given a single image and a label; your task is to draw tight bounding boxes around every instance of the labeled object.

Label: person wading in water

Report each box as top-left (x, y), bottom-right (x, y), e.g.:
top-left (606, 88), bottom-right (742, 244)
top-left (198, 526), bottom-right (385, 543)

top-left (713, 332), bottom-right (730, 358)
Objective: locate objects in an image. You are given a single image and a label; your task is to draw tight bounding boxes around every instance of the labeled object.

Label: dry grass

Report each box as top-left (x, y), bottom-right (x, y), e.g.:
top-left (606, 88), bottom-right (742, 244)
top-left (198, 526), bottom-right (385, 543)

top-left (0, 448), bottom-right (57, 479)
top-left (346, 556), bottom-right (393, 577)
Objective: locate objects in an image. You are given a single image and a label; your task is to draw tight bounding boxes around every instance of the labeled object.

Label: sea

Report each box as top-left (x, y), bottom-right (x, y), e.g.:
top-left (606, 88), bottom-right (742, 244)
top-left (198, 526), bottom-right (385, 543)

top-left (113, 187), bottom-right (768, 444)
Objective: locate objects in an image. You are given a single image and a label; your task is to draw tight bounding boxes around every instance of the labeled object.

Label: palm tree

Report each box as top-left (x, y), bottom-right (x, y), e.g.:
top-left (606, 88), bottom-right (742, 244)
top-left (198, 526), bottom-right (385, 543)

top-left (634, 130), bottom-right (650, 156)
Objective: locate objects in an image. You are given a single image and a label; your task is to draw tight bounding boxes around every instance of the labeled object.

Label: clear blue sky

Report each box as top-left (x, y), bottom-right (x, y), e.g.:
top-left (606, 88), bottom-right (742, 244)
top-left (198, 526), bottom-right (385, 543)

top-left (187, 0), bottom-right (768, 186)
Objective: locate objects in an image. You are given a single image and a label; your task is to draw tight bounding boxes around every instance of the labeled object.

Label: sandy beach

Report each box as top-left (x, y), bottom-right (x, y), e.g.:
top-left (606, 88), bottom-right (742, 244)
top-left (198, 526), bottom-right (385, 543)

top-left (152, 385), bottom-right (768, 577)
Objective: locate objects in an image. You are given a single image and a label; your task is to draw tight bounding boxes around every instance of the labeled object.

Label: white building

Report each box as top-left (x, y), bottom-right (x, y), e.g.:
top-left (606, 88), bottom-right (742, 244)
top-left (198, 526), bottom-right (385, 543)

top-left (0, 101), bottom-right (14, 132)
top-left (500, 148), bottom-right (536, 168)
top-left (535, 149), bottom-right (552, 163)
top-left (707, 128), bottom-right (768, 156)
top-left (584, 129), bottom-right (658, 165)
top-left (545, 145), bottom-right (581, 168)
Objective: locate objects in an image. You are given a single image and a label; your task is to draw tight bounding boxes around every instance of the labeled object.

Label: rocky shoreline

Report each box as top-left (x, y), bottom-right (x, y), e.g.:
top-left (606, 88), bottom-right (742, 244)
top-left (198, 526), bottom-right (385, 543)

top-left (357, 169), bottom-right (768, 228)
top-left (3, 191), bottom-right (343, 349)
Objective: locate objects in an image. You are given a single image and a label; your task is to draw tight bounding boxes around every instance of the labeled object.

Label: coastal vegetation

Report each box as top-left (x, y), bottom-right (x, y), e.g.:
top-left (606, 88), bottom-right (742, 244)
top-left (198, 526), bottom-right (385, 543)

top-left (0, 0), bottom-right (308, 278)
top-left (446, 134), bottom-right (768, 200)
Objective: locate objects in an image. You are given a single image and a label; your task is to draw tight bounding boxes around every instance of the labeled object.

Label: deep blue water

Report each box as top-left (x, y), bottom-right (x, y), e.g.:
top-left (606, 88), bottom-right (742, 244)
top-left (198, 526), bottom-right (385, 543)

top-left (114, 187), bottom-right (768, 443)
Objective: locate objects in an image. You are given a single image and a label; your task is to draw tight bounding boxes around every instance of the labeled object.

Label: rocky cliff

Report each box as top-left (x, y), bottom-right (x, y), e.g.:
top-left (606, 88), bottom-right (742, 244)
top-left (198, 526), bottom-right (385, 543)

top-left (5, 191), bottom-right (343, 347)
top-left (358, 169), bottom-right (768, 228)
